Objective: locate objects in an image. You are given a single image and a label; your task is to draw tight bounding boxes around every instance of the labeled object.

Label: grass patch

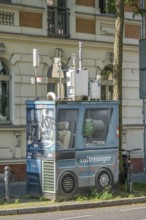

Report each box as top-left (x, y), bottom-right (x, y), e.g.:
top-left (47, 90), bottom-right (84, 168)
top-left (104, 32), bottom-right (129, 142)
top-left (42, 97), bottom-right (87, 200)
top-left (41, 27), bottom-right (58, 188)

top-left (75, 186), bottom-right (113, 201)
top-left (0, 194), bottom-right (54, 210)
top-left (0, 182), bottom-right (146, 209)
top-left (133, 182), bottom-right (146, 192)
top-left (75, 183), bottom-right (146, 202)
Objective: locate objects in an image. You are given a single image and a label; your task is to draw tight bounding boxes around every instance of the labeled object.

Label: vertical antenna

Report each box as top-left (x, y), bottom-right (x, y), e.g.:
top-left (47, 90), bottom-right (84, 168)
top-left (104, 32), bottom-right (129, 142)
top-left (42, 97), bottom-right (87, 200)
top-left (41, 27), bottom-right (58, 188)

top-left (54, 57), bottom-right (62, 100)
top-left (33, 49), bottom-right (40, 99)
top-left (72, 53), bottom-right (76, 101)
top-left (79, 41), bottom-right (82, 70)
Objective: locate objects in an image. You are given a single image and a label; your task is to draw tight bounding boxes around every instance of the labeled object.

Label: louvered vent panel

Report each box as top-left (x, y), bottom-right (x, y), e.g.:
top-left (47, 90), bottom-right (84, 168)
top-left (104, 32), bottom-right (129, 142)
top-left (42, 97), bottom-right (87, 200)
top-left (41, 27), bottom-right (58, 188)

top-left (42, 161), bottom-right (55, 193)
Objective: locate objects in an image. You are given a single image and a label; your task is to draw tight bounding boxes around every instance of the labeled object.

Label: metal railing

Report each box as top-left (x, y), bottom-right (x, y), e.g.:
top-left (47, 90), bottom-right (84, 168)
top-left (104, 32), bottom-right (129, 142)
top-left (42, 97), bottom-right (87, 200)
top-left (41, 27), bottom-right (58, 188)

top-left (0, 11), bottom-right (14, 26)
top-left (47, 6), bottom-right (70, 38)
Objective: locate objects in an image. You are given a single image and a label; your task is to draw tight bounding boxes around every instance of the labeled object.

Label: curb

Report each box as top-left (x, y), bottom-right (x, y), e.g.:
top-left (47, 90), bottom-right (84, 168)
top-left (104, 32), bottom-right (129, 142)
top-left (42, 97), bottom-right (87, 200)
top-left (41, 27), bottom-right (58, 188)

top-left (0, 197), bottom-right (146, 216)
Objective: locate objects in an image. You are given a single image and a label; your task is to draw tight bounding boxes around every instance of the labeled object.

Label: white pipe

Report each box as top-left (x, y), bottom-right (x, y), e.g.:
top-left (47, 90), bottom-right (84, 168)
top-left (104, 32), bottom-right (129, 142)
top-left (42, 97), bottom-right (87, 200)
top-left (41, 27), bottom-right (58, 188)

top-left (47, 92), bottom-right (57, 100)
top-left (33, 49), bottom-right (39, 67)
top-left (72, 53), bottom-right (76, 101)
top-left (78, 42), bottom-right (82, 70)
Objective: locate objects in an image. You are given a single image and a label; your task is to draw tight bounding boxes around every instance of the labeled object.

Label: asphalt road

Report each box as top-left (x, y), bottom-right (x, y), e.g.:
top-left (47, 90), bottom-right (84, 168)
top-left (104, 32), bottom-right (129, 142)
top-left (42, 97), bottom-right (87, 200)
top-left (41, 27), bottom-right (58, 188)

top-left (0, 203), bottom-right (146, 220)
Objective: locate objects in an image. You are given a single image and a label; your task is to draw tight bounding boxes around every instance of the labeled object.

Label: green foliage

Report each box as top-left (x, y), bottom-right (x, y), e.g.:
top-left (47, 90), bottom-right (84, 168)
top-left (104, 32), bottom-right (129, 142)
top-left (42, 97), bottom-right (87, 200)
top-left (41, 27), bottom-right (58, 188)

top-left (106, 0), bottom-right (116, 14)
top-left (125, 0), bottom-right (146, 17)
top-left (89, 188), bottom-right (101, 199)
top-left (0, 183), bottom-right (146, 210)
top-left (74, 182), bottom-right (146, 202)
top-left (39, 197), bottom-right (49, 201)
top-left (107, 0), bottom-right (146, 16)
top-left (133, 182), bottom-right (146, 192)
top-left (100, 66), bottom-right (113, 80)
top-left (128, 193), bottom-right (134, 198)
top-left (0, 199), bottom-right (4, 205)
top-left (99, 187), bottom-right (113, 200)
top-left (75, 186), bottom-right (113, 201)
top-left (74, 194), bottom-right (89, 201)
top-left (15, 199), bottom-right (20, 204)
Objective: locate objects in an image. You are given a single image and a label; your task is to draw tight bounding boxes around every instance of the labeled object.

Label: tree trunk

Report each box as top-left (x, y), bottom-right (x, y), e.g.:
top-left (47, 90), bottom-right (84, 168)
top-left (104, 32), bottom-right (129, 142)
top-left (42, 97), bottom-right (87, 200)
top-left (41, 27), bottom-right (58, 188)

top-left (113, 0), bottom-right (124, 169)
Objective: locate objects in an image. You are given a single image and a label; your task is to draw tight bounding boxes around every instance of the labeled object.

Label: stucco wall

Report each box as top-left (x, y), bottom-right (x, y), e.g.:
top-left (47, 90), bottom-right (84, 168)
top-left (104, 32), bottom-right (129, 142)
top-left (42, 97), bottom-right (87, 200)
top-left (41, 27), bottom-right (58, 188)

top-left (0, 0), bottom-right (144, 178)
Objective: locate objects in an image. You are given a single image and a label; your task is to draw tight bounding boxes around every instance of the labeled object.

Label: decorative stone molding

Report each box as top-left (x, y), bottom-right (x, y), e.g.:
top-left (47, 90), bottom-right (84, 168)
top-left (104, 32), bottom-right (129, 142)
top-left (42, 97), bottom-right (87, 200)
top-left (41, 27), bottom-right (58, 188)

top-left (100, 24), bottom-right (115, 36)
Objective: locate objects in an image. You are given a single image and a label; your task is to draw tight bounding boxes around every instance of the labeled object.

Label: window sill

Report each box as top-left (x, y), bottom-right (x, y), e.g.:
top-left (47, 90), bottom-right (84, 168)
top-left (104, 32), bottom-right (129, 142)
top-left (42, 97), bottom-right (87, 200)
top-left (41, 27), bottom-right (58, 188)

top-left (0, 124), bottom-right (25, 131)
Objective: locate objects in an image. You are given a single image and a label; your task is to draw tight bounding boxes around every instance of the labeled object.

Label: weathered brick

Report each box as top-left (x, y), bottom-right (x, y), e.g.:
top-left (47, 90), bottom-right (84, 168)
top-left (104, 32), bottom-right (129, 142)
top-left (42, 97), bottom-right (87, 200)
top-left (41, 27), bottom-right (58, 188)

top-left (0, 164), bottom-right (26, 181)
top-left (131, 158), bottom-right (144, 173)
top-left (125, 23), bottom-right (141, 39)
top-left (76, 17), bottom-right (95, 34)
top-left (76, 0), bottom-right (95, 7)
top-left (124, 0), bottom-right (140, 13)
top-left (19, 11), bottom-right (42, 29)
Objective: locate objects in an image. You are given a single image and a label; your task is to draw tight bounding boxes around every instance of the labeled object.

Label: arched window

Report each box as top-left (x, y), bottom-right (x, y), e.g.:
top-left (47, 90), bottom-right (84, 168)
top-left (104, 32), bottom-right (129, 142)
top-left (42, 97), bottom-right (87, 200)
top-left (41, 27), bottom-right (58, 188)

top-left (0, 59), bottom-right (11, 122)
top-left (100, 65), bottom-right (113, 100)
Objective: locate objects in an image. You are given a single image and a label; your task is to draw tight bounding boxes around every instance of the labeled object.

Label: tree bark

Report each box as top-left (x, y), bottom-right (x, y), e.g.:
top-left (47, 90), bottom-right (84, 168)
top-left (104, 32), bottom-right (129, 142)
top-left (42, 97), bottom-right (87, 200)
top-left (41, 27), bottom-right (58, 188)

top-left (113, 0), bottom-right (124, 100)
top-left (113, 0), bottom-right (124, 168)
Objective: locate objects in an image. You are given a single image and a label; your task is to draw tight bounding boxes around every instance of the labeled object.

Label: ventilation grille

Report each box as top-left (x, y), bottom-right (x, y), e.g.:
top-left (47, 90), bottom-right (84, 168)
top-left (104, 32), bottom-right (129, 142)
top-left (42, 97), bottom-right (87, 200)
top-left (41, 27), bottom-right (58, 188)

top-left (60, 173), bottom-right (76, 194)
top-left (42, 161), bottom-right (55, 193)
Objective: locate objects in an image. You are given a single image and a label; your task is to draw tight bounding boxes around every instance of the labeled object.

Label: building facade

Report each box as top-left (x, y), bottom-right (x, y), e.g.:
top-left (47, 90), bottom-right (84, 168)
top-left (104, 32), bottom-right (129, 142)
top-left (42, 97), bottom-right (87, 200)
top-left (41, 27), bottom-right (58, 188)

top-left (0, 0), bottom-right (144, 180)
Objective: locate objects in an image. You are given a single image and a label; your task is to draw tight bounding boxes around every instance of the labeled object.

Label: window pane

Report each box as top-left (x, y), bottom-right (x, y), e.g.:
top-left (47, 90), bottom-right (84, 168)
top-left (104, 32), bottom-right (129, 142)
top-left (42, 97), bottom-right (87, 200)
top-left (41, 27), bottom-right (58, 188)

top-left (108, 85), bottom-right (113, 100)
top-left (57, 109), bottom-right (79, 149)
top-left (57, 0), bottom-right (66, 8)
top-left (101, 85), bottom-right (106, 100)
top-left (0, 61), bottom-right (9, 75)
top-left (99, 0), bottom-right (106, 13)
top-left (83, 108), bottom-right (113, 146)
top-left (99, 0), bottom-right (115, 14)
top-left (0, 60), bottom-right (10, 122)
top-left (0, 81), bottom-right (9, 120)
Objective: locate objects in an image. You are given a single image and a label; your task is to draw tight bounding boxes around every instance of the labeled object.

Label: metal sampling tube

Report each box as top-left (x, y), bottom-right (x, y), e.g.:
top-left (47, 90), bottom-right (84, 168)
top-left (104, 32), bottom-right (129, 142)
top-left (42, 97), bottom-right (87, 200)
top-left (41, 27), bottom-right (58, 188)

top-left (78, 41), bottom-right (82, 70)
top-left (72, 53), bottom-right (76, 101)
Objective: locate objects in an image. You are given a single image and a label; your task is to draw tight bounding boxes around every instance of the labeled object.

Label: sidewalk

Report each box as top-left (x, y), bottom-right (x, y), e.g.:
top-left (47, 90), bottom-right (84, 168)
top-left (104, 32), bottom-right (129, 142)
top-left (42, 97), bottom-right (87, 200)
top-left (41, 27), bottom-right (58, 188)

top-left (0, 172), bottom-right (146, 216)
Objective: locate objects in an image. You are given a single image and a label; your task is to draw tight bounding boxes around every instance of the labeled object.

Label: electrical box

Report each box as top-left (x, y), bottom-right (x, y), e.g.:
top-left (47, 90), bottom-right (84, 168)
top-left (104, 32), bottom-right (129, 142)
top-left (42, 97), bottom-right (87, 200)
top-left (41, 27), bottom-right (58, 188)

top-left (66, 69), bottom-right (88, 98)
top-left (90, 82), bottom-right (101, 100)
